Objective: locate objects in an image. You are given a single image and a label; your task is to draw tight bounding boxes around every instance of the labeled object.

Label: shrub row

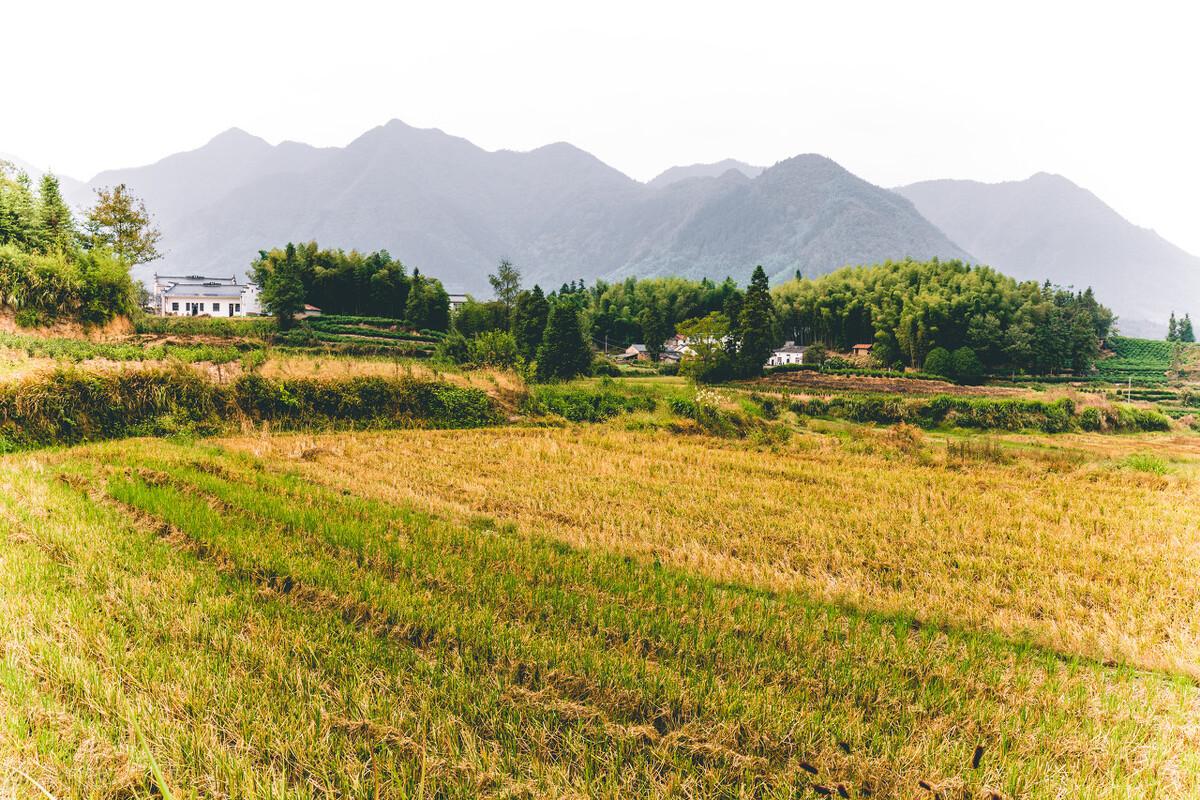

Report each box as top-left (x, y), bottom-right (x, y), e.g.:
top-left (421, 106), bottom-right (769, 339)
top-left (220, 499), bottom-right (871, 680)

top-left (133, 316), bottom-right (278, 338)
top-left (318, 314), bottom-right (447, 338)
top-left (0, 331), bottom-right (252, 365)
top-left (763, 363), bottom-right (950, 382)
top-left (788, 393), bottom-right (1170, 433)
top-left (271, 329), bottom-right (433, 356)
top-left (0, 368), bottom-right (497, 449)
top-left (307, 321), bottom-right (441, 343)
top-left (524, 385), bottom-right (658, 422)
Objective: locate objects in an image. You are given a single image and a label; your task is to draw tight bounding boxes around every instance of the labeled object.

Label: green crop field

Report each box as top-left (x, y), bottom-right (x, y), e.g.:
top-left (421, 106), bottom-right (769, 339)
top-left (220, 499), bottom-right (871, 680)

top-left (1094, 336), bottom-right (1192, 386)
top-left (275, 316), bottom-right (444, 357)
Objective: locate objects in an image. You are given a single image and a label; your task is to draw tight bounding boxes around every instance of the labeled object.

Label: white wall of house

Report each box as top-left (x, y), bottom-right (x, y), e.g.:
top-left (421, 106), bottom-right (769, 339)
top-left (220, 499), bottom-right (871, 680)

top-left (767, 343), bottom-right (807, 366)
top-left (161, 294), bottom-right (247, 316)
top-left (154, 275), bottom-right (260, 316)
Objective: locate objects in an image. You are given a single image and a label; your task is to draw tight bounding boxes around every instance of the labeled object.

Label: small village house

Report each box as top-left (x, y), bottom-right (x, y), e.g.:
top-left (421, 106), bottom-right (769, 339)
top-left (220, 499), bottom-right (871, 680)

top-left (851, 343), bottom-right (873, 359)
top-left (153, 274), bottom-right (261, 317)
top-left (767, 341), bottom-right (808, 367)
top-left (615, 343), bottom-right (650, 362)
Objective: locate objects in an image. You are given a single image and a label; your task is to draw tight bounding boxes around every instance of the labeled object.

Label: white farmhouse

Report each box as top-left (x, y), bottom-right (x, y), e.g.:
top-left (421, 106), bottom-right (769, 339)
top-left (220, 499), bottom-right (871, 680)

top-left (766, 341), bottom-right (808, 367)
top-left (153, 274), bottom-right (261, 317)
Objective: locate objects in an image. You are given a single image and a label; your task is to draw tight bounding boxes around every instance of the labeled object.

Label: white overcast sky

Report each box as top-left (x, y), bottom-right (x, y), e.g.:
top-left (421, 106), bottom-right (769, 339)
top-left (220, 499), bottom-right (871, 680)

top-left (6, 0), bottom-right (1199, 252)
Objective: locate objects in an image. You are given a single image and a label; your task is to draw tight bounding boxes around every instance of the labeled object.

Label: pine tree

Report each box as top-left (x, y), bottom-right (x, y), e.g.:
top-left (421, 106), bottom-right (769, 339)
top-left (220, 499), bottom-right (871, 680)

top-left (1180, 314), bottom-right (1196, 343)
top-left (36, 174), bottom-right (75, 253)
top-left (535, 301), bottom-right (592, 381)
top-left (0, 171), bottom-right (42, 251)
top-left (736, 265), bottom-right (775, 377)
top-left (511, 285), bottom-right (549, 361)
top-left (1168, 312), bottom-right (1179, 342)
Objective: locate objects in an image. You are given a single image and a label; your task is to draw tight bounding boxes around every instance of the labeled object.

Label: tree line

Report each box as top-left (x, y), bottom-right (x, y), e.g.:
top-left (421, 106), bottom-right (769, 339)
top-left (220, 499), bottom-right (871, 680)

top-left (259, 248), bottom-right (1119, 381)
top-left (0, 163), bottom-right (160, 325)
top-left (773, 258), bottom-right (1115, 375)
top-left (251, 242), bottom-right (451, 331)
top-left (443, 262), bottom-right (776, 382)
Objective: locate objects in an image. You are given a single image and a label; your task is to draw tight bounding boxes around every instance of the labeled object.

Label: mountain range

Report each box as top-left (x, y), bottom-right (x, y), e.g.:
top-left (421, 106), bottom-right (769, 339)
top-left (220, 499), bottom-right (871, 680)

top-left (6, 120), bottom-right (1196, 334)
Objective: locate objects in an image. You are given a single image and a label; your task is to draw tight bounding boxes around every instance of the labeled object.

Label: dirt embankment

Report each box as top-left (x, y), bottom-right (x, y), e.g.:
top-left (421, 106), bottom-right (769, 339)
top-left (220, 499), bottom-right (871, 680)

top-left (0, 309), bottom-right (133, 341)
top-left (758, 370), bottom-right (1028, 397)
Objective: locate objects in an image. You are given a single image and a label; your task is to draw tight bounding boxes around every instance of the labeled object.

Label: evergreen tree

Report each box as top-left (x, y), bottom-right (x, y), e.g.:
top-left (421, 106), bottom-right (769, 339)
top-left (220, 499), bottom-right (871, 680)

top-left (404, 270), bottom-right (430, 329)
top-left (1180, 314), bottom-right (1196, 343)
top-left (261, 242), bottom-right (306, 328)
top-left (1168, 312), bottom-right (1179, 342)
top-left (535, 301), bottom-right (592, 381)
top-left (36, 174), bottom-right (75, 253)
top-left (424, 278), bottom-right (451, 332)
top-left (736, 265), bottom-right (775, 377)
top-left (638, 296), bottom-right (673, 361)
top-left (511, 285), bottom-right (550, 361)
top-left (0, 171), bottom-right (42, 251)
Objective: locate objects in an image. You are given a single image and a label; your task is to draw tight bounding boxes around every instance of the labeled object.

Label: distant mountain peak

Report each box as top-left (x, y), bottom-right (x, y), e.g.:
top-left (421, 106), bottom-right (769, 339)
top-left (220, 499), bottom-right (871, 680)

top-left (205, 127), bottom-right (271, 149)
top-left (648, 158), bottom-right (764, 189)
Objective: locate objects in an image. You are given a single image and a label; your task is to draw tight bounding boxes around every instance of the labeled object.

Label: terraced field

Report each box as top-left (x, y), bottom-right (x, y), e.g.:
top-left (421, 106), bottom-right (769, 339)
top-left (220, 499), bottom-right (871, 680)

top-left (1095, 336), bottom-right (1192, 386)
top-left (3, 425), bottom-right (1200, 798)
top-left (280, 315), bottom-right (444, 357)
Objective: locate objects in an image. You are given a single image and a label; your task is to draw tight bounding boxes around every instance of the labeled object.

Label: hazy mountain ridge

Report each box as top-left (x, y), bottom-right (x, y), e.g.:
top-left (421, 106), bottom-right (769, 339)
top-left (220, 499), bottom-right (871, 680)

top-left (895, 174), bottom-right (1200, 335)
top-left (7, 123), bottom-right (1195, 332)
top-left (35, 120), bottom-right (965, 292)
top-left (647, 159), bottom-right (764, 188)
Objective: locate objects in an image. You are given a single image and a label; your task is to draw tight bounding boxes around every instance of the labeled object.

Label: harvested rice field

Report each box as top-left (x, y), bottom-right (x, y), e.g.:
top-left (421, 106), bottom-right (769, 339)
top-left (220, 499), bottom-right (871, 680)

top-left (2, 423), bottom-right (1200, 797)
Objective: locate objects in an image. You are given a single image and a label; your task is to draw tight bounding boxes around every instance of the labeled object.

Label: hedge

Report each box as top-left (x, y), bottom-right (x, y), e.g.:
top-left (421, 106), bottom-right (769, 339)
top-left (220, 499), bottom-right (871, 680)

top-left (0, 368), bottom-right (497, 449)
top-left (788, 393), bottom-right (1170, 433)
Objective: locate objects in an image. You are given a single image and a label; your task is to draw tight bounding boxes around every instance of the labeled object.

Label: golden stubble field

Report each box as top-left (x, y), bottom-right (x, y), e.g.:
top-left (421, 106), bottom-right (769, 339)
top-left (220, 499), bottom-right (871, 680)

top-left (226, 424), bottom-right (1200, 678)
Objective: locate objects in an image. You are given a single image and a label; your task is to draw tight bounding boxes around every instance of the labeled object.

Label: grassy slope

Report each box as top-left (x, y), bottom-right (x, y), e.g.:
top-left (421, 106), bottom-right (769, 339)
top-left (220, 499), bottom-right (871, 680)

top-left (0, 431), bottom-right (1197, 798)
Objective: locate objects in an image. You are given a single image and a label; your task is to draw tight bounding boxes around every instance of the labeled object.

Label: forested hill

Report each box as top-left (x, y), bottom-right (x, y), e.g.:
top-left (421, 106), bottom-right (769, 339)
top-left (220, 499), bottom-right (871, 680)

top-left (896, 174), bottom-right (1200, 337)
top-left (773, 258), bottom-right (1115, 375)
top-left (35, 121), bottom-right (970, 292)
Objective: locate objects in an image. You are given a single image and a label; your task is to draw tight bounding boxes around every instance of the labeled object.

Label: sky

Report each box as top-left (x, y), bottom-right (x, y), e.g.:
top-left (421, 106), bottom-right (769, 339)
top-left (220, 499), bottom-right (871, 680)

top-left (6, 0), bottom-right (1199, 252)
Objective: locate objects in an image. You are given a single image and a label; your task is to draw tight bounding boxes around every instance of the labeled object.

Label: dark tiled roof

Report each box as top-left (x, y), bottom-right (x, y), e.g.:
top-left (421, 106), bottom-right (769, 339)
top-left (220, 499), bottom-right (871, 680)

top-left (163, 283), bottom-right (246, 299)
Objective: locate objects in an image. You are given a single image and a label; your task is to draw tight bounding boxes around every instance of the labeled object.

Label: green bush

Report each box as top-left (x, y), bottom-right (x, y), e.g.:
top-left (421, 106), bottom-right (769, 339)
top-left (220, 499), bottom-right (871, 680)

top-left (468, 330), bottom-right (523, 369)
top-left (590, 358), bottom-right (621, 377)
top-left (923, 347), bottom-right (953, 377)
top-left (433, 330), bottom-right (471, 364)
top-left (525, 385), bottom-right (657, 422)
top-left (952, 347), bottom-right (985, 384)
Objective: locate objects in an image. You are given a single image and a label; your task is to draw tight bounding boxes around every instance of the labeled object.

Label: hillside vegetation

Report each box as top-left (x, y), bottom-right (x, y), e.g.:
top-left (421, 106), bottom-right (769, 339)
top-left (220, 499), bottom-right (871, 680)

top-left (772, 259), bottom-right (1113, 374)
